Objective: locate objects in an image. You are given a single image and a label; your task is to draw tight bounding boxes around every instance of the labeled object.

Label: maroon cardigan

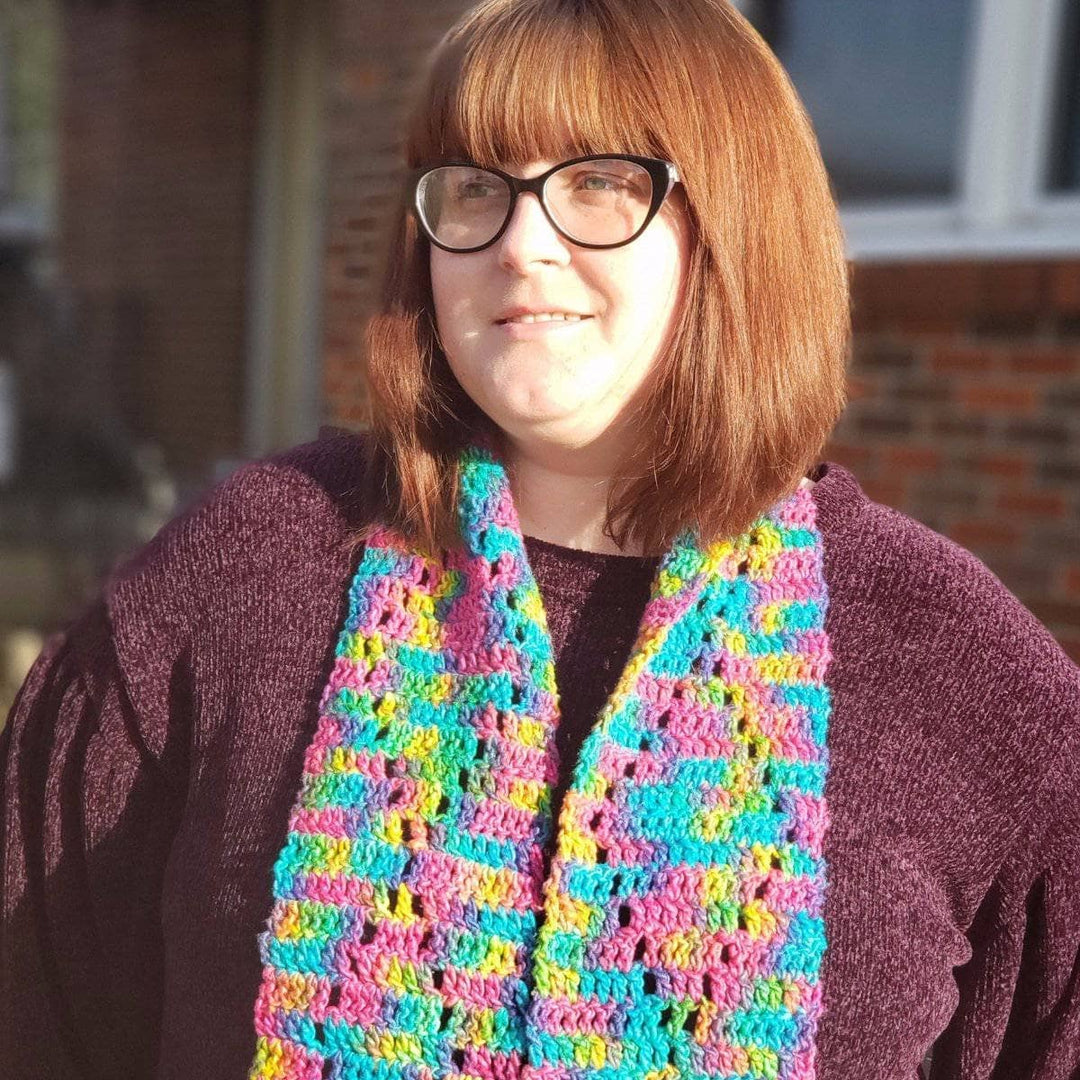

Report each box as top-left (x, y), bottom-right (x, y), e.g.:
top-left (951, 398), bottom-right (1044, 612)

top-left (2, 430), bottom-right (1079, 1079)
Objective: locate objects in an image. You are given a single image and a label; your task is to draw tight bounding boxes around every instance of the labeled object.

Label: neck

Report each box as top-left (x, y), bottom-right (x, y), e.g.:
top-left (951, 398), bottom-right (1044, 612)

top-left (503, 435), bottom-right (646, 556)
top-left (495, 434), bottom-right (817, 558)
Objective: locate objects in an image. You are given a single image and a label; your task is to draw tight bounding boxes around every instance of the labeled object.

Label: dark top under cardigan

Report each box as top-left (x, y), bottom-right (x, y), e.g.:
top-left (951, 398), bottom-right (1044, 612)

top-left (2, 429), bottom-right (1079, 1080)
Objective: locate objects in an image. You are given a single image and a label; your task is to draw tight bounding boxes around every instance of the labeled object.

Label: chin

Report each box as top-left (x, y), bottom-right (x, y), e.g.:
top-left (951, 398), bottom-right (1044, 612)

top-left (490, 410), bottom-right (579, 440)
top-left (494, 408), bottom-right (614, 448)
top-left (478, 383), bottom-right (582, 425)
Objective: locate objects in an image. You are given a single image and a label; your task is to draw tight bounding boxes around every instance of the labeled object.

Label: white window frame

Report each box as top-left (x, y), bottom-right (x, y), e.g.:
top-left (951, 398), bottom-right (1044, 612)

top-left (736, 0), bottom-right (1080, 261)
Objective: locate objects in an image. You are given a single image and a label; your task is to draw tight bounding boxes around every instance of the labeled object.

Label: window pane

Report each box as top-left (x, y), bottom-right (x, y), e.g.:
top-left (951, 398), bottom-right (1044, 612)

top-left (1047, 0), bottom-right (1080, 192)
top-left (741, 0), bottom-right (975, 204)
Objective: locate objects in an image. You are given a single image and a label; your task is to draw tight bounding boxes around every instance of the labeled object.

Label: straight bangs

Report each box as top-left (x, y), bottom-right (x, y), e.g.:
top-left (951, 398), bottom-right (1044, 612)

top-left (361, 0), bottom-right (851, 558)
top-left (406, 1), bottom-right (670, 169)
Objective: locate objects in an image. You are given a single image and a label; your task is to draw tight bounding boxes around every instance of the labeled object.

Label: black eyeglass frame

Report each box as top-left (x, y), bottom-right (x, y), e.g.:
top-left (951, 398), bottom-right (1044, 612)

top-left (411, 153), bottom-right (682, 254)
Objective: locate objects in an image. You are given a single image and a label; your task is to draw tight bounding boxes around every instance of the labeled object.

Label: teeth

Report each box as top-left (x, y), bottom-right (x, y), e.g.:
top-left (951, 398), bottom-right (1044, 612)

top-left (505, 313), bottom-right (587, 324)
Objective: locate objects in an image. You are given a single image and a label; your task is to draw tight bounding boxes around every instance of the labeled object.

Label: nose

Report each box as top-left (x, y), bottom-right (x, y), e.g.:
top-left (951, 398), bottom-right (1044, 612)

top-left (496, 191), bottom-right (572, 273)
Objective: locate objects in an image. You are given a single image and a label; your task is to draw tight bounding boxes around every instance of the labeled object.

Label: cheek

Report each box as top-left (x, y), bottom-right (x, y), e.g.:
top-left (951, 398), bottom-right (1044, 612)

top-left (430, 251), bottom-right (478, 347)
top-left (650, 219), bottom-right (690, 315)
top-left (654, 226), bottom-right (690, 333)
top-left (429, 251), bottom-right (458, 326)
top-left (609, 237), bottom-right (687, 345)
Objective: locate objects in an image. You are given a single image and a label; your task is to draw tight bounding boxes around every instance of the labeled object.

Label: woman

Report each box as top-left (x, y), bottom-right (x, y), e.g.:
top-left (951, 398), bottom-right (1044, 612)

top-left (2, 1), bottom-right (1078, 1078)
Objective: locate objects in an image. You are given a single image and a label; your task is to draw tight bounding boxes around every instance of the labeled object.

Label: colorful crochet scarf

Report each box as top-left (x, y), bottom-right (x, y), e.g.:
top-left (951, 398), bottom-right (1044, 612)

top-left (250, 441), bottom-right (832, 1080)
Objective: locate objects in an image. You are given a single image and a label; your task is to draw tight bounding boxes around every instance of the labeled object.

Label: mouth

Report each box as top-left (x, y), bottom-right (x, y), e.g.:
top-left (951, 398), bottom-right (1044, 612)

top-left (495, 312), bottom-right (594, 325)
top-left (494, 313), bottom-right (595, 337)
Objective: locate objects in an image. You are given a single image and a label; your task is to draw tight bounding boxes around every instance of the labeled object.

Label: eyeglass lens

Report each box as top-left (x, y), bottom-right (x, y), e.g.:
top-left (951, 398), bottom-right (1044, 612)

top-left (416, 159), bottom-right (656, 250)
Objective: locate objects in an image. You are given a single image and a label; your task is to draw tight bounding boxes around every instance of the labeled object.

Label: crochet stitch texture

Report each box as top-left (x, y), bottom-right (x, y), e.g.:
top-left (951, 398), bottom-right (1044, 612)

top-left (250, 442), bottom-right (832, 1080)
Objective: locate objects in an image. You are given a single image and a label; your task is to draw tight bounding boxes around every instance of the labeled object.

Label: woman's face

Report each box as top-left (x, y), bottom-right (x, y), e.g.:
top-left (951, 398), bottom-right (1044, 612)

top-left (430, 158), bottom-right (690, 453)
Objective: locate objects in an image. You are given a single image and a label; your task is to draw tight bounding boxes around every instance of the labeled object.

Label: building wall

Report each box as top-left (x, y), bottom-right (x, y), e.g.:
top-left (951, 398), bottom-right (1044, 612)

top-left (320, 0), bottom-right (475, 428)
top-left (839, 261), bottom-right (1080, 661)
top-left (0, 0), bottom-right (265, 717)
top-left (58, 0), bottom-right (259, 485)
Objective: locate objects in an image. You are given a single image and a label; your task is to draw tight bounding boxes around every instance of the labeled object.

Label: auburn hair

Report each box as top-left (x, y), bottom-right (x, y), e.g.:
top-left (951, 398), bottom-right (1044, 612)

top-left (359, 0), bottom-right (850, 556)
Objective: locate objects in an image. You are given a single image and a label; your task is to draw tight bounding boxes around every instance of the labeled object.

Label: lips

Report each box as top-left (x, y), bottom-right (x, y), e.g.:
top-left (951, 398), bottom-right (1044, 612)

top-left (498, 313), bottom-right (591, 325)
top-left (495, 305), bottom-right (593, 324)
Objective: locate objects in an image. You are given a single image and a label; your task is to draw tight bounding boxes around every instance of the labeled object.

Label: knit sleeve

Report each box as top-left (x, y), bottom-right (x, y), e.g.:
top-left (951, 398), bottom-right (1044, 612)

top-left (928, 655), bottom-right (1080, 1080)
top-left (0, 598), bottom-right (185, 1079)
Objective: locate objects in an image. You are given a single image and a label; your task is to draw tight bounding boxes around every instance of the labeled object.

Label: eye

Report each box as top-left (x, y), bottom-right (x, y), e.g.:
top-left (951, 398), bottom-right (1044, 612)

top-left (574, 171), bottom-right (646, 199)
top-left (564, 167), bottom-right (648, 201)
top-left (579, 172), bottom-right (625, 192)
top-left (456, 179), bottom-right (500, 200)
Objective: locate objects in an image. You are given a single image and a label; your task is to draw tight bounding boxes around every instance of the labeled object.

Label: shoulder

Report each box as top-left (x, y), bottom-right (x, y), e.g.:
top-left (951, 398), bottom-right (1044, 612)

top-left (812, 461), bottom-right (1071, 663)
top-left (106, 427), bottom-right (373, 604)
top-left (812, 459), bottom-right (1079, 814)
top-left (99, 427), bottom-right (375, 695)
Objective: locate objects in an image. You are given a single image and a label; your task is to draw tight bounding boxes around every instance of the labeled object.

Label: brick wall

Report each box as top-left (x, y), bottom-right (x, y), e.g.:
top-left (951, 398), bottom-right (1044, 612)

top-left (320, 0), bottom-right (474, 427)
top-left (58, 0), bottom-right (259, 485)
top-left (836, 262), bottom-right (1080, 660)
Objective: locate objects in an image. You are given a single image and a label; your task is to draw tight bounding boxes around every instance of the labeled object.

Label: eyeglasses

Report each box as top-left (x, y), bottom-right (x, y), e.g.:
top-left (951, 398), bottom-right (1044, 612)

top-left (412, 153), bottom-right (681, 253)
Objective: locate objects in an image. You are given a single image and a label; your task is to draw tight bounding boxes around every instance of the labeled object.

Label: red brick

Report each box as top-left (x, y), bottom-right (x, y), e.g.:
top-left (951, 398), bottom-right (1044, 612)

top-left (929, 346), bottom-right (995, 374)
top-left (1063, 565), bottom-right (1080, 598)
top-left (854, 411), bottom-right (915, 438)
top-left (882, 445), bottom-right (941, 471)
top-left (852, 340), bottom-right (916, 372)
top-left (850, 265), bottom-right (901, 332)
top-left (844, 376), bottom-right (879, 402)
top-left (899, 263), bottom-right (982, 333)
top-left (860, 477), bottom-right (908, 507)
top-left (912, 475), bottom-right (982, 513)
top-left (1003, 418), bottom-right (1071, 447)
top-left (891, 379), bottom-right (951, 406)
top-left (996, 489), bottom-right (1067, 518)
top-left (852, 263), bottom-right (982, 334)
top-left (1049, 263), bottom-right (1080, 314)
top-left (969, 453), bottom-right (1030, 480)
top-left (930, 414), bottom-right (991, 439)
top-left (1058, 636), bottom-right (1080, 665)
top-left (1027, 599), bottom-right (1080, 633)
top-left (950, 519), bottom-right (1021, 548)
top-left (980, 261), bottom-right (1049, 316)
top-left (60, 2), bottom-right (258, 478)
top-left (956, 383), bottom-right (1039, 414)
top-left (977, 553), bottom-right (1053, 597)
top-left (970, 312), bottom-right (1042, 338)
top-left (822, 441), bottom-right (875, 470)
top-left (1005, 347), bottom-right (1080, 375)
top-left (850, 303), bottom-right (882, 334)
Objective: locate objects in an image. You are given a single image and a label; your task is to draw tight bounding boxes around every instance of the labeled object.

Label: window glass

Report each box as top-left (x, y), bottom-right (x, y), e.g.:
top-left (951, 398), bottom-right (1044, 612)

top-left (1047, 0), bottom-right (1080, 192)
top-left (741, 0), bottom-right (975, 204)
